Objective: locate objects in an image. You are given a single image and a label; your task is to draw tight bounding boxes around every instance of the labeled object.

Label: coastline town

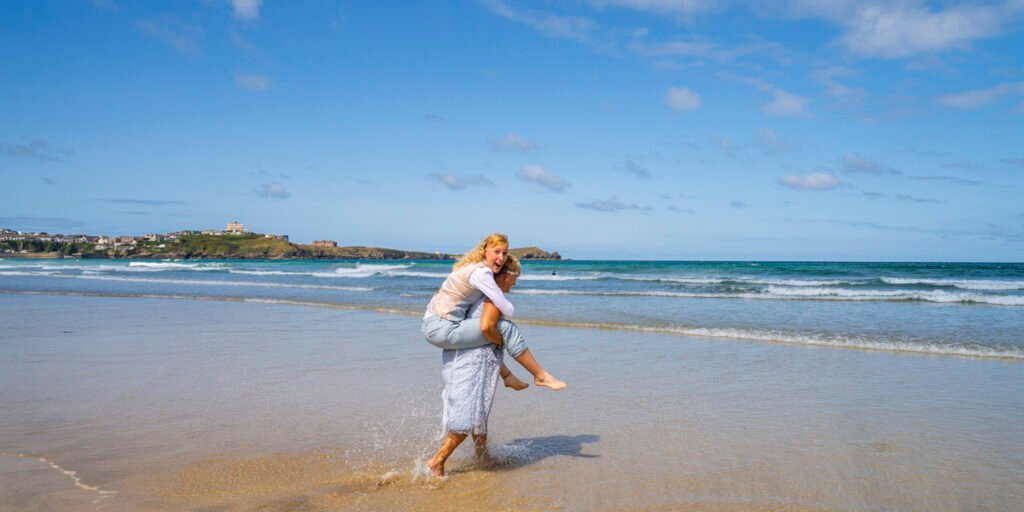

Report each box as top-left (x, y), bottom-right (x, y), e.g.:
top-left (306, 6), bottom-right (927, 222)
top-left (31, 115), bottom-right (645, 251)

top-left (0, 222), bottom-right (329, 258)
top-left (0, 222), bottom-right (559, 260)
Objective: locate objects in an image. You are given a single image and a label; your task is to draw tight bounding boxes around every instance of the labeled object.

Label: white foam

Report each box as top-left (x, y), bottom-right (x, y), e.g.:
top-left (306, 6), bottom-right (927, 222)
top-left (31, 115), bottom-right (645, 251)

top-left (313, 263), bottom-right (413, 278)
top-left (126, 261), bottom-right (226, 271)
top-left (384, 270), bottom-right (448, 279)
top-left (656, 325), bottom-right (1024, 359)
top-left (763, 285), bottom-right (1024, 305)
top-left (515, 287), bottom-right (1024, 306)
top-left (518, 273), bottom-right (606, 281)
top-left (8, 453), bottom-right (118, 498)
top-left (65, 274), bottom-right (373, 292)
top-left (881, 277), bottom-right (1024, 291)
top-left (0, 270), bottom-right (58, 276)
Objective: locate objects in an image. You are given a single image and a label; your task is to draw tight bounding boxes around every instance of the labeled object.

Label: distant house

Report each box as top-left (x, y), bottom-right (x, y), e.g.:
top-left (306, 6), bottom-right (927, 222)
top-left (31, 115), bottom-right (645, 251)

top-left (313, 240), bottom-right (337, 247)
top-left (265, 234), bottom-right (289, 241)
top-left (144, 234), bottom-right (162, 242)
top-left (225, 221), bottom-right (246, 234)
top-left (114, 236), bottom-right (137, 246)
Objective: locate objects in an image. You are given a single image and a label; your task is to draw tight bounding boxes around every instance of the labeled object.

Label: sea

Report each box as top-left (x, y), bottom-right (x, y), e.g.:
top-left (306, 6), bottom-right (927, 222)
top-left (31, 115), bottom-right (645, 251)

top-left (2, 258), bottom-right (1022, 360)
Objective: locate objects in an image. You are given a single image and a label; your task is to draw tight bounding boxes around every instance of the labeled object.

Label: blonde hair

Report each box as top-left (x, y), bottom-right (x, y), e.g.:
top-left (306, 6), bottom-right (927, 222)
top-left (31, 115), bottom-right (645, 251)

top-left (453, 233), bottom-right (509, 270)
top-left (497, 255), bottom-right (521, 276)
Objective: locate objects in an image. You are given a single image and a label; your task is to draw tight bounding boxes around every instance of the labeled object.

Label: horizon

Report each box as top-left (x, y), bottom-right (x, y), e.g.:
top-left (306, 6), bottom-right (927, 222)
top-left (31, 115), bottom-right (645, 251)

top-left (3, 1), bottom-right (1023, 261)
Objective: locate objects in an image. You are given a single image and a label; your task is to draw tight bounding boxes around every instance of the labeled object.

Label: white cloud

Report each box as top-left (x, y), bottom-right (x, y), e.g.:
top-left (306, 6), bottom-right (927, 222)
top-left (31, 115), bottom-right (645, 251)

top-left (777, 1), bottom-right (1016, 59)
top-left (755, 128), bottom-right (794, 154)
top-left (837, 3), bottom-right (1004, 59)
top-left (720, 73), bottom-right (810, 118)
top-left (810, 66), bottom-right (866, 106)
top-left (842, 153), bottom-right (901, 175)
top-left (233, 72), bottom-right (270, 91)
top-left (576, 196), bottom-right (653, 213)
top-left (430, 173), bottom-right (495, 191)
top-left (135, 18), bottom-right (201, 55)
top-left (0, 138), bottom-right (73, 161)
top-left (518, 165), bottom-right (569, 192)
top-left (910, 175), bottom-right (982, 185)
top-left (589, 0), bottom-right (718, 17)
top-left (483, 0), bottom-right (595, 43)
top-left (621, 159), bottom-right (652, 178)
top-left (258, 182), bottom-right (290, 199)
top-left (778, 172), bottom-right (843, 191)
top-left (630, 29), bottom-right (783, 64)
top-left (666, 87), bottom-right (702, 112)
top-left (229, 0), bottom-right (262, 21)
top-left (937, 82), bottom-right (1024, 109)
top-left (668, 205), bottom-right (697, 214)
top-left (489, 133), bottom-right (537, 152)
top-left (762, 89), bottom-right (809, 117)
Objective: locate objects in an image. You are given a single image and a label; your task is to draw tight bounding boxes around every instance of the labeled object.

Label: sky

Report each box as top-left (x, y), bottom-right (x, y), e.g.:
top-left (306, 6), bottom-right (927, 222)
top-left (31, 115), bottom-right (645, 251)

top-left (1, 0), bottom-right (1023, 261)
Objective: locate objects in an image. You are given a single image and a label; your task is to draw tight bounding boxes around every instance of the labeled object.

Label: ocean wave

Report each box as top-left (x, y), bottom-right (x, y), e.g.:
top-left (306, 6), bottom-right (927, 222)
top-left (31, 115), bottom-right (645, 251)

top-left (125, 261), bottom-right (227, 271)
top-left (4, 288), bottom-right (1021, 360)
top-left (312, 263), bottom-right (413, 279)
top-left (585, 323), bottom-right (1024, 360)
top-left (515, 287), bottom-right (1024, 306)
top-left (0, 270), bottom-right (58, 276)
top-left (880, 277), bottom-right (1024, 291)
top-left (518, 273), bottom-right (606, 281)
top-left (384, 270), bottom-right (449, 279)
top-left (66, 274), bottom-right (374, 292)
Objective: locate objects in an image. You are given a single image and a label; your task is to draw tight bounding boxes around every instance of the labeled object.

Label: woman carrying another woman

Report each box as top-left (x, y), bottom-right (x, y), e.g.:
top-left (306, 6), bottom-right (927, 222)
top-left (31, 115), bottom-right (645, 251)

top-left (421, 233), bottom-right (564, 477)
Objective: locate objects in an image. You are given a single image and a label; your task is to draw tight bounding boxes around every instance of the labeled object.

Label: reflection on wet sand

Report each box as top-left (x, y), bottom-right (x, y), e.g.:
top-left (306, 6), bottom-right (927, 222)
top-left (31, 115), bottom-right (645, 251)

top-left (3, 296), bottom-right (1023, 512)
top-left (152, 445), bottom-right (578, 512)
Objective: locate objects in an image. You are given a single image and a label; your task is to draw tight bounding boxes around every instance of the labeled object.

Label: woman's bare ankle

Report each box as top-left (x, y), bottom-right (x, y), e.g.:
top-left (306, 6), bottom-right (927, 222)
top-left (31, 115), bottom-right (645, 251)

top-left (534, 372), bottom-right (566, 391)
top-left (503, 372), bottom-right (529, 390)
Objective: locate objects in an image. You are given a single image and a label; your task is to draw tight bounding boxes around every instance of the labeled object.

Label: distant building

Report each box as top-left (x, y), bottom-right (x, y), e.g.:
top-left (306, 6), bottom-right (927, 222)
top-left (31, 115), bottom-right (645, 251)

top-left (225, 221), bottom-right (245, 234)
top-left (144, 234), bottom-right (162, 242)
top-left (114, 236), bottom-right (137, 246)
top-left (313, 240), bottom-right (337, 247)
top-left (265, 234), bottom-right (289, 241)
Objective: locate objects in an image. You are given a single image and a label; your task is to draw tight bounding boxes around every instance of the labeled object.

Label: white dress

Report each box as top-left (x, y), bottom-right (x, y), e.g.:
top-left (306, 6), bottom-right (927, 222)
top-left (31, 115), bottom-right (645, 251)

top-left (440, 298), bottom-right (503, 435)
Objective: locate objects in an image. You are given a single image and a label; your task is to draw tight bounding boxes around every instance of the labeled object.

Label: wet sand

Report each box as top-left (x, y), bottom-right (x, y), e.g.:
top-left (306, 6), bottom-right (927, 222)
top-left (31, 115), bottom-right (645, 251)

top-left (1, 293), bottom-right (1022, 511)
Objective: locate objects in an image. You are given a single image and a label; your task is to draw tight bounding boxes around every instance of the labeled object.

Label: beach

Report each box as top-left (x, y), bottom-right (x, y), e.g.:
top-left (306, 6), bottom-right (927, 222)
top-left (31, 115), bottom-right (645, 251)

top-left (2, 292), bottom-right (1022, 511)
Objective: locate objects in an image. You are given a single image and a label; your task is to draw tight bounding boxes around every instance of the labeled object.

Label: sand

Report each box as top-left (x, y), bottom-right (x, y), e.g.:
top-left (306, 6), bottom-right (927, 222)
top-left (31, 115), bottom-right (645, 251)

top-left (1, 293), bottom-right (1022, 511)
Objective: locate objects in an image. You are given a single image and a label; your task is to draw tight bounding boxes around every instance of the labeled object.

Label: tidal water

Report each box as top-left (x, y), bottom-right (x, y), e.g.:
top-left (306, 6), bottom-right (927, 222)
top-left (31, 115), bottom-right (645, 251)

top-left (2, 259), bottom-right (1023, 358)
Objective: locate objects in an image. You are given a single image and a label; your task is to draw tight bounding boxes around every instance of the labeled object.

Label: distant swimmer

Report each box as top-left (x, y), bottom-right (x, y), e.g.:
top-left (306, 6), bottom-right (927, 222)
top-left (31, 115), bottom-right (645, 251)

top-left (552, 271), bottom-right (557, 276)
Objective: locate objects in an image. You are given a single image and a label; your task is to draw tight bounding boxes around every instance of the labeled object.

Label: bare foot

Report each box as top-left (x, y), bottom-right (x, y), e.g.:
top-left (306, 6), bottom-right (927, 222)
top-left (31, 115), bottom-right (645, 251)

top-left (426, 457), bottom-right (445, 478)
top-left (503, 373), bottom-right (529, 390)
top-left (534, 372), bottom-right (566, 391)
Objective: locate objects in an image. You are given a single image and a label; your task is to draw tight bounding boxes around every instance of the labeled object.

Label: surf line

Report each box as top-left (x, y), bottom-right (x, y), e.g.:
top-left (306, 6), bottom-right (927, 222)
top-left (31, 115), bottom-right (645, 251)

top-left (1, 451), bottom-right (118, 499)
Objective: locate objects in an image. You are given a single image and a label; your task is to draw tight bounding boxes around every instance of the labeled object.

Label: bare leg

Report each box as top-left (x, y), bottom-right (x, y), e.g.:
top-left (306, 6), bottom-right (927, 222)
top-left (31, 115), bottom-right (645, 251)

top-left (427, 432), bottom-right (466, 477)
top-left (513, 349), bottom-right (566, 390)
top-left (472, 433), bottom-right (488, 459)
top-left (499, 363), bottom-right (528, 390)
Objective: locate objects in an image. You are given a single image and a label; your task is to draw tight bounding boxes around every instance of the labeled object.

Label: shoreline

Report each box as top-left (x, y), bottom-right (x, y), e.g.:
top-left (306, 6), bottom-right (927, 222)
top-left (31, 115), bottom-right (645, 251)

top-left (3, 288), bottom-right (1022, 361)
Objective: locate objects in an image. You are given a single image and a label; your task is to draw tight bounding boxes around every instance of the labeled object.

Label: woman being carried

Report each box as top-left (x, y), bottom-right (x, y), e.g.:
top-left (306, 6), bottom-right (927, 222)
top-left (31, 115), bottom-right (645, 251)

top-left (421, 234), bottom-right (564, 477)
top-left (420, 233), bottom-right (564, 391)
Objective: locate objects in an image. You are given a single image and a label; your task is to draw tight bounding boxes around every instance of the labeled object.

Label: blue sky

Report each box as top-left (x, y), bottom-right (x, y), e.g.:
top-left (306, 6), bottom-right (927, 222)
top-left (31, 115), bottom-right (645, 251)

top-left (1, 0), bottom-right (1022, 260)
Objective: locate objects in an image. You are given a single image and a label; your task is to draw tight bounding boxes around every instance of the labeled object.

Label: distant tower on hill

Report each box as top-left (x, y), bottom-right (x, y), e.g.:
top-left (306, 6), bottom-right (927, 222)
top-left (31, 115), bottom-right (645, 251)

top-left (225, 221), bottom-right (246, 234)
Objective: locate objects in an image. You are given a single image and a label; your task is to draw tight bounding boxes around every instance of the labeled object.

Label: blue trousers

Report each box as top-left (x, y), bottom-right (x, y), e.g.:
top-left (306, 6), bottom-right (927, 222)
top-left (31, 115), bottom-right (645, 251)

top-left (421, 313), bottom-right (528, 357)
